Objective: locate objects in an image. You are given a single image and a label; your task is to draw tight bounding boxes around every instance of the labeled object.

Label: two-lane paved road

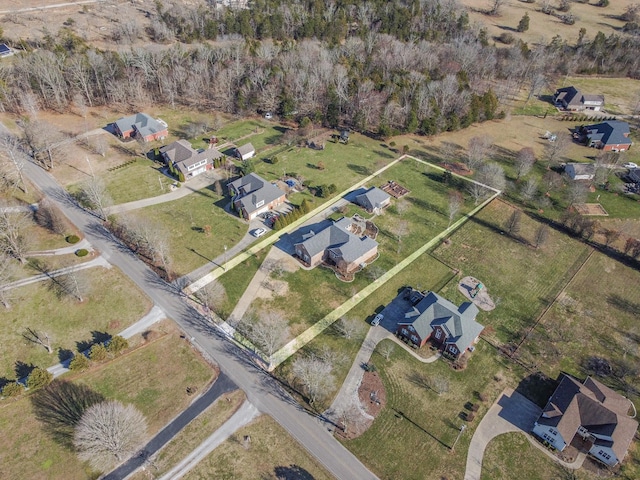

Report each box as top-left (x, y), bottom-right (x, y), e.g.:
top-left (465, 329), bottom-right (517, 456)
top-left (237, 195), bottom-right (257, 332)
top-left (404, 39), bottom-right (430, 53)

top-left (22, 159), bottom-right (378, 480)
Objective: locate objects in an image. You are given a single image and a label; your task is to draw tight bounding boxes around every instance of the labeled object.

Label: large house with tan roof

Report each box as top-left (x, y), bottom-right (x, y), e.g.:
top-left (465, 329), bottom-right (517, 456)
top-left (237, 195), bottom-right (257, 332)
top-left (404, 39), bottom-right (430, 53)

top-left (532, 374), bottom-right (638, 467)
top-left (160, 139), bottom-right (223, 179)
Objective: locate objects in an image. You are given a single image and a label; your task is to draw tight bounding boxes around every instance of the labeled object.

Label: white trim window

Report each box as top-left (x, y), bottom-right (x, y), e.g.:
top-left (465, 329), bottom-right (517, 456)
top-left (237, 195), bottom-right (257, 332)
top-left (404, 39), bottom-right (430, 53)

top-left (256, 200), bottom-right (265, 208)
top-left (187, 159), bottom-right (207, 171)
top-left (434, 329), bottom-right (442, 340)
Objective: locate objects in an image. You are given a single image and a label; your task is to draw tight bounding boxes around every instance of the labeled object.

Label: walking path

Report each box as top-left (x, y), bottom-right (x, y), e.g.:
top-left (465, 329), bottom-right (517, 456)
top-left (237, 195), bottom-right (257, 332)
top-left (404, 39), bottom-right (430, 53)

top-left (0, 0), bottom-right (104, 14)
top-left (47, 304), bottom-right (165, 378)
top-left (0, 203), bottom-right (38, 213)
top-left (0, 254), bottom-right (110, 291)
top-left (105, 171), bottom-right (223, 215)
top-left (104, 373), bottom-right (238, 480)
top-left (464, 388), bottom-right (584, 480)
top-left (26, 238), bottom-right (92, 256)
top-left (156, 400), bottom-right (260, 480)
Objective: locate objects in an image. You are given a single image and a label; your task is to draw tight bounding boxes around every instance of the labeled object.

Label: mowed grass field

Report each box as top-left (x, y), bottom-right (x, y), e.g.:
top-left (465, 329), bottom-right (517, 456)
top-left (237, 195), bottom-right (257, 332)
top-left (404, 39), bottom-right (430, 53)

top-left (432, 200), bottom-right (591, 344)
top-left (0, 331), bottom-right (216, 480)
top-left (122, 188), bottom-right (248, 277)
top-left (0, 266), bottom-right (151, 380)
top-left (183, 414), bottom-right (334, 480)
top-left (344, 339), bottom-right (517, 480)
top-left (521, 251), bottom-right (640, 401)
top-left (461, 0), bottom-right (638, 47)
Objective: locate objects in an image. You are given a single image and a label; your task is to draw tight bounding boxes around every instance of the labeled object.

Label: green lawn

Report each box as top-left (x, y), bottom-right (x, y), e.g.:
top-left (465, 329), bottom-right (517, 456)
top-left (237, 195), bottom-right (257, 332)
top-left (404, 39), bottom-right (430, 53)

top-left (101, 157), bottom-right (169, 205)
top-left (0, 332), bottom-right (215, 480)
top-left (432, 200), bottom-right (591, 345)
top-left (125, 189), bottom-right (248, 276)
top-left (183, 414), bottom-right (333, 480)
top-left (216, 250), bottom-right (266, 319)
top-left (343, 340), bottom-right (516, 480)
top-left (0, 267), bottom-right (151, 380)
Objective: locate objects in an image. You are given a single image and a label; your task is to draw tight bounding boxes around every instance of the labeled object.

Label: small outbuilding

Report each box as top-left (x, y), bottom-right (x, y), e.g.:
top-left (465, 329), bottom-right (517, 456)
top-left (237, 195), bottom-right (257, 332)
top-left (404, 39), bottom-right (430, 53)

top-left (355, 187), bottom-right (391, 214)
top-left (236, 143), bottom-right (256, 161)
top-left (565, 162), bottom-right (595, 181)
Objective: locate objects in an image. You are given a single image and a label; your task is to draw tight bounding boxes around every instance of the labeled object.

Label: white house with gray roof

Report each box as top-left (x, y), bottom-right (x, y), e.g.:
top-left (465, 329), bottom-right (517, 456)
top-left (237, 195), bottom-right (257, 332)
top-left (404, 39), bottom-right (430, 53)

top-left (396, 291), bottom-right (483, 358)
top-left (294, 217), bottom-right (378, 273)
top-left (113, 113), bottom-right (168, 142)
top-left (228, 173), bottom-right (286, 220)
top-left (160, 139), bottom-right (223, 179)
top-left (355, 186), bottom-right (391, 214)
top-left (236, 143), bottom-right (256, 161)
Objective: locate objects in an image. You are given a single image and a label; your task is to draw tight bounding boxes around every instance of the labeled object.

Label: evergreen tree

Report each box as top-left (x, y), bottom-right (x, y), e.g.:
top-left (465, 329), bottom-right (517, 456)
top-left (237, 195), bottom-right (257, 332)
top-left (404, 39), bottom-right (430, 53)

top-left (517, 13), bottom-right (530, 33)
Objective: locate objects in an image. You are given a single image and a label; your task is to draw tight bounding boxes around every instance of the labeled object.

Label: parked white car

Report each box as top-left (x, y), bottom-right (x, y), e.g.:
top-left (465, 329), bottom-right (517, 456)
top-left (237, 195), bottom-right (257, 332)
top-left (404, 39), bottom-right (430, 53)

top-left (623, 162), bottom-right (638, 169)
top-left (371, 313), bottom-right (384, 326)
top-left (264, 112), bottom-right (273, 120)
top-left (252, 228), bottom-right (267, 238)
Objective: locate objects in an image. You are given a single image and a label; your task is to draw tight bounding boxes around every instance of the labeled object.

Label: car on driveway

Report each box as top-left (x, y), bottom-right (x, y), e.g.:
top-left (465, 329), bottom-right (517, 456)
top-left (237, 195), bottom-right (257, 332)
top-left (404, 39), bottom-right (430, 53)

top-left (623, 162), bottom-right (638, 169)
top-left (371, 313), bottom-right (384, 326)
top-left (252, 228), bottom-right (267, 238)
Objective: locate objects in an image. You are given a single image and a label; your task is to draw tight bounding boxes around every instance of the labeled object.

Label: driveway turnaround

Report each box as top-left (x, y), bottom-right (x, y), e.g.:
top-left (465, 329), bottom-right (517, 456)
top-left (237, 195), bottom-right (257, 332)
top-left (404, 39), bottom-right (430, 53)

top-left (464, 388), bottom-right (542, 480)
top-left (104, 373), bottom-right (238, 480)
top-left (157, 400), bottom-right (260, 480)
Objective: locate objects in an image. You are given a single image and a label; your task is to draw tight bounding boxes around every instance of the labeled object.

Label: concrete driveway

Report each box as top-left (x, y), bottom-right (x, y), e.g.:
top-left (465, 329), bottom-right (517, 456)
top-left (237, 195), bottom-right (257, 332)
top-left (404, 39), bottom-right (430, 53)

top-left (464, 388), bottom-right (542, 480)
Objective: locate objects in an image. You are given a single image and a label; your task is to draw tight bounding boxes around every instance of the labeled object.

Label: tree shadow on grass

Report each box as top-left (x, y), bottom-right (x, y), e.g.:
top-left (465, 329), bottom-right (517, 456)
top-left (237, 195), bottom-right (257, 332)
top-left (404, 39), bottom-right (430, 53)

top-left (31, 380), bottom-right (105, 449)
top-left (274, 464), bottom-right (316, 480)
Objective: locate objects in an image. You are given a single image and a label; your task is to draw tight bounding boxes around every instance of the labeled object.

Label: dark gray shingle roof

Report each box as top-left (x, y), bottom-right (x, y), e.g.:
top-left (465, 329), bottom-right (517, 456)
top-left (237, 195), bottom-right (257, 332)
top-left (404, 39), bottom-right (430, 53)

top-left (356, 187), bottom-right (391, 211)
top-left (296, 217), bottom-right (378, 263)
top-left (228, 173), bottom-right (285, 215)
top-left (115, 113), bottom-right (166, 137)
top-left (585, 121), bottom-right (631, 146)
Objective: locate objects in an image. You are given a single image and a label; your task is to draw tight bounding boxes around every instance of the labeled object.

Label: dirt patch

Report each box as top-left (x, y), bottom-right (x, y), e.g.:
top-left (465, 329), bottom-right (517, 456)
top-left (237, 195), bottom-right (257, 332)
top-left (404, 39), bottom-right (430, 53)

top-left (256, 278), bottom-right (289, 300)
top-left (335, 370), bottom-right (386, 440)
top-left (573, 203), bottom-right (609, 216)
top-left (458, 276), bottom-right (496, 311)
top-left (380, 180), bottom-right (410, 198)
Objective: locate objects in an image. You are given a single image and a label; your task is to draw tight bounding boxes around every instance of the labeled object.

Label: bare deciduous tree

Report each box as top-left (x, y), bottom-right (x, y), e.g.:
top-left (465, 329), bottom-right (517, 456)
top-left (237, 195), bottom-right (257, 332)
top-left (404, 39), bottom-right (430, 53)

top-left (515, 147), bottom-right (536, 180)
top-left (0, 132), bottom-right (29, 193)
top-left (93, 135), bottom-right (108, 157)
top-left (394, 219), bottom-right (410, 253)
top-left (0, 251), bottom-right (16, 308)
top-left (566, 181), bottom-right (589, 205)
top-left (52, 270), bottom-right (89, 303)
top-left (520, 177), bottom-right (539, 201)
top-left (465, 136), bottom-right (493, 172)
top-left (195, 279), bottom-right (227, 319)
top-left (333, 317), bottom-right (364, 340)
top-left (292, 354), bottom-right (335, 405)
top-left (34, 198), bottom-right (69, 235)
top-left (77, 177), bottom-right (112, 220)
top-left (504, 210), bottom-right (522, 236)
top-left (448, 190), bottom-right (463, 227)
top-left (74, 400), bottom-right (147, 472)
top-left (0, 207), bottom-right (31, 263)
top-left (244, 310), bottom-right (290, 358)
top-left (378, 342), bottom-right (395, 360)
top-left (21, 119), bottom-right (65, 170)
top-left (543, 133), bottom-right (571, 166)
top-left (534, 224), bottom-right (550, 249)
top-left (23, 327), bottom-right (53, 353)
top-left (430, 375), bottom-right (449, 395)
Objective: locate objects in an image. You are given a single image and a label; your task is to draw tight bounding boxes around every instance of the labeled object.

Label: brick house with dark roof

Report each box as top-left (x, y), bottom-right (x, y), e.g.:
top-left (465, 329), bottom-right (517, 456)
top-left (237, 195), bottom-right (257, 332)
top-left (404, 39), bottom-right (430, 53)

top-left (160, 139), bottom-right (223, 179)
top-left (580, 121), bottom-right (632, 152)
top-left (532, 374), bottom-right (638, 467)
top-left (228, 173), bottom-right (286, 220)
top-left (554, 86), bottom-right (604, 111)
top-left (293, 217), bottom-right (378, 273)
top-left (113, 113), bottom-right (168, 142)
top-left (395, 291), bottom-right (483, 358)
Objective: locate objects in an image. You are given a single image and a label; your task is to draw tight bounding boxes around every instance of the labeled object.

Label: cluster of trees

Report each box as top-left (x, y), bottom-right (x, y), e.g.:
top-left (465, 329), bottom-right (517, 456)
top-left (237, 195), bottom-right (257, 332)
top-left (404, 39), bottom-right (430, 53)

top-left (272, 199), bottom-right (312, 230)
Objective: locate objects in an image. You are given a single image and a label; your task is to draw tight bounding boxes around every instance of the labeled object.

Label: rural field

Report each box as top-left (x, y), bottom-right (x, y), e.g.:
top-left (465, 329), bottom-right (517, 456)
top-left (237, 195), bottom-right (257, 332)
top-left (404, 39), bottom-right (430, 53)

top-left (433, 199), bottom-right (591, 345)
top-left (0, 328), bottom-right (216, 480)
top-left (461, 0), bottom-right (639, 46)
top-left (183, 414), bottom-right (334, 480)
top-left (0, 266), bottom-right (151, 380)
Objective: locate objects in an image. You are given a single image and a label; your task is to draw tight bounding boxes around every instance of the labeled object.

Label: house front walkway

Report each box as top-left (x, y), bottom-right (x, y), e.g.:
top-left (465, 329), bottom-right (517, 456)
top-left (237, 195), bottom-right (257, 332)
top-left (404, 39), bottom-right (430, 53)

top-left (464, 388), bottom-right (584, 480)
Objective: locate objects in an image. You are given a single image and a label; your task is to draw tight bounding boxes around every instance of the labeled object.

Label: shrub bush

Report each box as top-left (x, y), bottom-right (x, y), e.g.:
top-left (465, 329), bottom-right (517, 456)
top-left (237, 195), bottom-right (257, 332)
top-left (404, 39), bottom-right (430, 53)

top-left (498, 32), bottom-right (515, 44)
top-left (2, 381), bottom-right (23, 397)
top-left (107, 335), bottom-right (129, 355)
top-left (89, 344), bottom-right (108, 362)
top-left (66, 234), bottom-right (80, 244)
top-left (69, 354), bottom-right (90, 372)
top-left (27, 367), bottom-right (53, 390)
top-left (75, 248), bottom-right (89, 257)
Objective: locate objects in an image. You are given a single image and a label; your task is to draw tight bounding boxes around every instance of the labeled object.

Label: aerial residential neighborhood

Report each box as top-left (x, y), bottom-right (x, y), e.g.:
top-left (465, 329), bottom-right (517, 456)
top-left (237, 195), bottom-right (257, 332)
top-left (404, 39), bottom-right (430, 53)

top-left (1, 1), bottom-right (640, 480)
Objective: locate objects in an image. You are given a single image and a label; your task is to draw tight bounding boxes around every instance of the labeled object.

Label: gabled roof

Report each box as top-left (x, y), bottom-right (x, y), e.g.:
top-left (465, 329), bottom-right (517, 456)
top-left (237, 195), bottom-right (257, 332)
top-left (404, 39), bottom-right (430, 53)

top-left (228, 173), bottom-right (285, 215)
top-left (115, 113), bottom-right (167, 137)
top-left (537, 374), bottom-right (638, 462)
top-left (296, 217), bottom-right (378, 263)
top-left (584, 121), bottom-right (632, 146)
top-left (566, 163), bottom-right (595, 176)
top-left (555, 86), bottom-right (604, 107)
top-left (399, 291), bottom-right (483, 351)
top-left (355, 187), bottom-right (391, 211)
top-left (237, 143), bottom-right (255, 156)
top-left (160, 140), bottom-right (222, 172)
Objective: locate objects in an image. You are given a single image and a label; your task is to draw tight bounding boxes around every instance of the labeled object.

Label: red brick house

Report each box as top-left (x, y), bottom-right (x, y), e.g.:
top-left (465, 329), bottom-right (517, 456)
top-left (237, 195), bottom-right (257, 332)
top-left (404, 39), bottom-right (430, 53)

top-left (581, 121), bottom-right (632, 152)
top-left (396, 291), bottom-right (483, 358)
top-left (113, 113), bottom-right (168, 142)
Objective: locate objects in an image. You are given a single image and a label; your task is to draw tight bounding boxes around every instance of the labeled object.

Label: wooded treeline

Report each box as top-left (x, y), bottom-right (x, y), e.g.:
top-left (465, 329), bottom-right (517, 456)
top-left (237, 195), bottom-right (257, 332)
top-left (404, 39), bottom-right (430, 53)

top-left (1, 0), bottom-right (640, 136)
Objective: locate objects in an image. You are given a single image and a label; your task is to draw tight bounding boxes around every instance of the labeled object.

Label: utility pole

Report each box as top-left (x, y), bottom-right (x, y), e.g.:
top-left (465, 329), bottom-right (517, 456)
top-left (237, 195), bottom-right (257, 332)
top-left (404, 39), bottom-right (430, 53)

top-left (451, 424), bottom-right (466, 453)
